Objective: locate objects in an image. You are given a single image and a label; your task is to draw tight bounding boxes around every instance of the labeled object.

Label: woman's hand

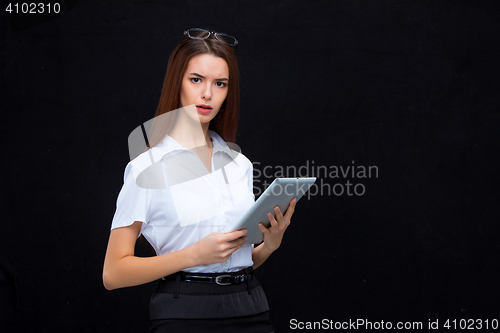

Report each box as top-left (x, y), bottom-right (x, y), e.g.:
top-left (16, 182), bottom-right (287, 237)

top-left (190, 229), bottom-right (248, 266)
top-left (258, 197), bottom-right (296, 253)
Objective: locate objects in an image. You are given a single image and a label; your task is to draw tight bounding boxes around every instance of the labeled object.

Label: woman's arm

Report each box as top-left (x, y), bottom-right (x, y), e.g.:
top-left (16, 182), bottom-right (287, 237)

top-left (103, 221), bottom-right (248, 290)
top-left (252, 198), bottom-right (296, 269)
top-left (252, 243), bottom-right (274, 270)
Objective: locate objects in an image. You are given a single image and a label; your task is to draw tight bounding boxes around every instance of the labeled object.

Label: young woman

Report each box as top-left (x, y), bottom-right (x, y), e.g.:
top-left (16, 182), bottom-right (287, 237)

top-left (103, 28), bottom-right (296, 332)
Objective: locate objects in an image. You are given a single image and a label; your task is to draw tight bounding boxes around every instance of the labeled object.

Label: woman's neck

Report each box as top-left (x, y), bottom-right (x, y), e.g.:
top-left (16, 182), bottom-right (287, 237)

top-left (168, 109), bottom-right (212, 149)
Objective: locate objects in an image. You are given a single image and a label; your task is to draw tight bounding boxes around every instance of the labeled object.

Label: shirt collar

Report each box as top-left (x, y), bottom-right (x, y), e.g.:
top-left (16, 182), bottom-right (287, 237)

top-left (149, 130), bottom-right (240, 166)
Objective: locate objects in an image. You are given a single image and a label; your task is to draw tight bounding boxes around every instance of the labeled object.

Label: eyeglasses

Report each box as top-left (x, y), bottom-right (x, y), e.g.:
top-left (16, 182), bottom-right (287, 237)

top-left (183, 28), bottom-right (238, 47)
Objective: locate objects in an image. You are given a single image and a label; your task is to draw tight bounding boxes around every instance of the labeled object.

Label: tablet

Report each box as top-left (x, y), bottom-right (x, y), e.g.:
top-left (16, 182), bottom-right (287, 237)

top-left (230, 177), bottom-right (317, 244)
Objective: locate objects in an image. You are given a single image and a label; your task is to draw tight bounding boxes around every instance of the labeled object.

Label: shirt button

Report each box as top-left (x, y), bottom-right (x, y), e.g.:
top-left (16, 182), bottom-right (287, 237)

top-left (223, 261), bottom-right (229, 267)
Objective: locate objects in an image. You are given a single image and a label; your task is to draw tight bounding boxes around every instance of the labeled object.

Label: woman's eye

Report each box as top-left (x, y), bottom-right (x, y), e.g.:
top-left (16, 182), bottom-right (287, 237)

top-left (215, 81), bottom-right (227, 88)
top-left (190, 78), bottom-right (201, 83)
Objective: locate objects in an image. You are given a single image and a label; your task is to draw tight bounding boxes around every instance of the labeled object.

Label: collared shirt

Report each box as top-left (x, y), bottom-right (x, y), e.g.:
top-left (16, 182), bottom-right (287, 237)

top-left (110, 130), bottom-right (255, 273)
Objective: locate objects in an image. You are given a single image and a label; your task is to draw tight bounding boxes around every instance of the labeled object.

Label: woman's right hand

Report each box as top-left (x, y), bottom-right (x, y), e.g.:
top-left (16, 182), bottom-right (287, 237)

top-left (190, 229), bottom-right (248, 266)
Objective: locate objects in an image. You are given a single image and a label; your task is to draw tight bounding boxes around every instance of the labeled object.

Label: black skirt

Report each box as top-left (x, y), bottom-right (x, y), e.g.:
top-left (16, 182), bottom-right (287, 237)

top-left (150, 268), bottom-right (274, 333)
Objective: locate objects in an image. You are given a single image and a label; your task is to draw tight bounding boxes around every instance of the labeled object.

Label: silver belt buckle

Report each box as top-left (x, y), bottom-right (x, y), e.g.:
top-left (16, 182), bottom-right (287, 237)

top-left (215, 274), bottom-right (232, 285)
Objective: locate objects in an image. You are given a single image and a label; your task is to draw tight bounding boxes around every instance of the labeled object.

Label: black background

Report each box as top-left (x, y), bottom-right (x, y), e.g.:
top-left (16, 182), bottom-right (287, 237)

top-left (1, 0), bottom-right (500, 332)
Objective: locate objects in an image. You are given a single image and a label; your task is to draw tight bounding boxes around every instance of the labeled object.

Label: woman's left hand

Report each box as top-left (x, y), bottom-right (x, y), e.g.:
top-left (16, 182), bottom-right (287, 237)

top-left (258, 197), bottom-right (297, 253)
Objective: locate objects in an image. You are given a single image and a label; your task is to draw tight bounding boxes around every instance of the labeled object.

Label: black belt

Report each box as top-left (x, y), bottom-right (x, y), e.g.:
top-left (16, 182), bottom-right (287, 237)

top-left (162, 267), bottom-right (254, 286)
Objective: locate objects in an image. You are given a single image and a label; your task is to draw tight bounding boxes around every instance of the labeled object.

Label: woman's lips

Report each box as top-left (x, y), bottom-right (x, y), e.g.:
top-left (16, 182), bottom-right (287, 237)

top-left (196, 104), bottom-right (213, 114)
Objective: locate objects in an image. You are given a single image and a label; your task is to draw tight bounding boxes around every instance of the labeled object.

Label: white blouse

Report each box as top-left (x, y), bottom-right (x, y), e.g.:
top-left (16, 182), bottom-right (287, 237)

top-left (110, 130), bottom-right (255, 273)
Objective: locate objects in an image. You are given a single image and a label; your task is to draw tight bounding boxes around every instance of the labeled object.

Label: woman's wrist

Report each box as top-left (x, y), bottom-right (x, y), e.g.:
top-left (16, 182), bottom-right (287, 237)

top-left (262, 239), bottom-right (280, 253)
top-left (182, 243), bottom-right (201, 268)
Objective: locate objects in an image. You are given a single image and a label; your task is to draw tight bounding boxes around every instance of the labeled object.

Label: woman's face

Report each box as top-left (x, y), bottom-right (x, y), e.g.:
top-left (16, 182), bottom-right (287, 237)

top-left (180, 53), bottom-right (229, 125)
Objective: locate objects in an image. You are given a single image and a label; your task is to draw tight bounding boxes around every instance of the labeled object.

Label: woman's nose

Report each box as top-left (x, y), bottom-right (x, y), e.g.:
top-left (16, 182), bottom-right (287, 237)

top-left (201, 84), bottom-right (212, 100)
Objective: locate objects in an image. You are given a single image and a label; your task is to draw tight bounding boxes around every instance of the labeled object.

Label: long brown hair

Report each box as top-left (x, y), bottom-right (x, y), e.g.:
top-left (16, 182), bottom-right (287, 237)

top-left (147, 30), bottom-right (240, 148)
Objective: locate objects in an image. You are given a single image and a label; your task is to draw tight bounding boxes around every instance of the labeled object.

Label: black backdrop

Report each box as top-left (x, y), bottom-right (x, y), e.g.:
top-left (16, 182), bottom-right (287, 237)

top-left (1, 0), bottom-right (500, 332)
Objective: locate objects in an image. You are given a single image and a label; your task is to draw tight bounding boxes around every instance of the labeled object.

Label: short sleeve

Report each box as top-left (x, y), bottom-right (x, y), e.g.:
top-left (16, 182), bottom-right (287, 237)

top-left (110, 162), bottom-right (151, 231)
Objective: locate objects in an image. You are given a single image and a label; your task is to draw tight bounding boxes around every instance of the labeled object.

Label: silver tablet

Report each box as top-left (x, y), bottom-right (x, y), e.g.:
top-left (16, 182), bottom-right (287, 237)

top-left (230, 177), bottom-right (317, 244)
